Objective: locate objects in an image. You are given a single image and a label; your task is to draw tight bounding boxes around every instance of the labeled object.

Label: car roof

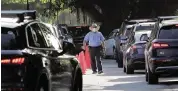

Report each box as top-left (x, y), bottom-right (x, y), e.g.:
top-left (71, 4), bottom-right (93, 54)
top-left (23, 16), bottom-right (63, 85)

top-left (161, 20), bottom-right (178, 27)
top-left (126, 25), bottom-right (133, 28)
top-left (136, 22), bottom-right (155, 26)
top-left (1, 22), bottom-right (24, 28)
top-left (1, 17), bottom-right (34, 28)
top-left (128, 19), bottom-right (155, 23)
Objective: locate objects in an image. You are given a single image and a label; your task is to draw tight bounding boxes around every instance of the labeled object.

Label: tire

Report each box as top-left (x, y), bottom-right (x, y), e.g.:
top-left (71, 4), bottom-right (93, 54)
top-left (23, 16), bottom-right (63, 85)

top-left (37, 80), bottom-right (48, 91)
top-left (119, 52), bottom-right (123, 67)
top-left (148, 68), bottom-right (158, 84)
top-left (126, 65), bottom-right (134, 74)
top-left (73, 70), bottom-right (83, 91)
top-left (145, 69), bottom-right (148, 82)
top-left (123, 66), bottom-right (126, 73)
top-left (113, 48), bottom-right (116, 59)
top-left (126, 58), bottom-right (134, 74)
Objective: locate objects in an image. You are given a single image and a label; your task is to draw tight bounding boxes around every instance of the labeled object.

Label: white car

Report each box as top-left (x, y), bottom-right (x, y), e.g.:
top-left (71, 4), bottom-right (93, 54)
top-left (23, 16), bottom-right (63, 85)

top-left (104, 29), bottom-right (119, 58)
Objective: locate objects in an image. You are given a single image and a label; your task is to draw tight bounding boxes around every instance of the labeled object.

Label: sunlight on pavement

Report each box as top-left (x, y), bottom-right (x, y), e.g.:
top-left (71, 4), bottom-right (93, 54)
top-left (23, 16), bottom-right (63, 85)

top-left (83, 60), bottom-right (178, 91)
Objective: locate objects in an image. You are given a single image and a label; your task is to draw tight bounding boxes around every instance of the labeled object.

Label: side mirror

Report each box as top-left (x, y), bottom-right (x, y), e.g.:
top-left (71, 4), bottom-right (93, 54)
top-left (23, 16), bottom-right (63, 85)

top-left (140, 34), bottom-right (149, 42)
top-left (62, 41), bottom-right (83, 55)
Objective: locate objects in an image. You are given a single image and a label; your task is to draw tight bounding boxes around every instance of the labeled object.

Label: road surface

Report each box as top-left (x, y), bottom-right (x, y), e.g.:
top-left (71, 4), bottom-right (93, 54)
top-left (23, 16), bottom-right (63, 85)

top-left (83, 59), bottom-right (178, 91)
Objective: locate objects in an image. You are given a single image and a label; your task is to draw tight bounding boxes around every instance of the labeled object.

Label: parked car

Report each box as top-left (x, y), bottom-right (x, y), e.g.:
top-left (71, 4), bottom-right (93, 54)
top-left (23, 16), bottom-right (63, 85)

top-left (145, 16), bottom-right (178, 84)
top-left (121, 21), bottom-right (155, 74)
top-left (1, 10), bottom-right (83, 91)
top-left (115, 19), bottom-right (155, 67)
top-left (122, 30), bottom-right (152, 74)
top-left (104, 29), bottom-right (119, 58)
top-left (68, 26), bottom-right (90, 49)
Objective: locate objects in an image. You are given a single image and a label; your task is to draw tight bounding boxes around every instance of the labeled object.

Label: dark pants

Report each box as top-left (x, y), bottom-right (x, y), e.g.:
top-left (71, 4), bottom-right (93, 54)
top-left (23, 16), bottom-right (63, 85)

top-left (89, 46), bottom-right (103, 72)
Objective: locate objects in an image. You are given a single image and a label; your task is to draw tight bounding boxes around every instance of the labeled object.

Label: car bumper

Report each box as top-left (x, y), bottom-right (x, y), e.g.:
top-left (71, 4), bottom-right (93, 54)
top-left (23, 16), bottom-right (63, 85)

top-left (128, 54), bottom-right (145, 69)
top-left (1, 83), bottom-right (25, 91)
top-left (150, 57), bottom-right (178, 76)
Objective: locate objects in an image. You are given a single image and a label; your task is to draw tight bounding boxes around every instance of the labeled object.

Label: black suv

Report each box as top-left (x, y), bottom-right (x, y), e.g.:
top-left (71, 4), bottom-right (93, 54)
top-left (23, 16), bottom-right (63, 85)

top-left (1, 10), bottom-right (83, 91)
top-left (144, 16), bottom-right (178, 84)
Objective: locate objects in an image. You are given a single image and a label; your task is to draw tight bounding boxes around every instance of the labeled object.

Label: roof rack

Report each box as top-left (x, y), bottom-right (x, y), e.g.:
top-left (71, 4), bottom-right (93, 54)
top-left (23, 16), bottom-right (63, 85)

top-left (125, 18), bottom-right (156, 24)
top-left (157, 16), bottom-right (178, 23)
top-left (1, 10), bottom-right (36, 23)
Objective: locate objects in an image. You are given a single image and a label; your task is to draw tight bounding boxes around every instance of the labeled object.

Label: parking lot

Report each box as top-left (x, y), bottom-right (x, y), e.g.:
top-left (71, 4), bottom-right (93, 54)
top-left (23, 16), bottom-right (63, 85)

top-left (83, 59), bottom-right (178, 91)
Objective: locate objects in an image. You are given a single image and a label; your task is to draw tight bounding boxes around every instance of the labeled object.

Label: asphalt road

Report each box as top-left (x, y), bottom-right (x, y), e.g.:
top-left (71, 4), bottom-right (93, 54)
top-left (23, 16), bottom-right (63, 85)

top-left (83, 59), bottom-right (178, 91)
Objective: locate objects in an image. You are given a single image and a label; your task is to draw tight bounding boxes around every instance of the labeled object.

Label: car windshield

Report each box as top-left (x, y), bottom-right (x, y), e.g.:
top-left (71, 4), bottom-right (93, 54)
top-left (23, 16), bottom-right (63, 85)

top-left (135, 25), bottom-right (154, 31)
top-left (134, 30), bottom-right (151, 42)
top-left (158, 25), bottom-right (178, 39)
top-left (1, 27), bottom-right (23, 50)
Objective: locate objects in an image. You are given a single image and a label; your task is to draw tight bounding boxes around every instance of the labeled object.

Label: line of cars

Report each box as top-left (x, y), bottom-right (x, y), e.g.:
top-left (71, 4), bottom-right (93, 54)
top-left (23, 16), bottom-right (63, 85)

top-left (1, 10), bottom-right (83, 91)
top-left (105, 16), bottom-right (178, 84)
top-left (120, 16), bottom-right (178, 84)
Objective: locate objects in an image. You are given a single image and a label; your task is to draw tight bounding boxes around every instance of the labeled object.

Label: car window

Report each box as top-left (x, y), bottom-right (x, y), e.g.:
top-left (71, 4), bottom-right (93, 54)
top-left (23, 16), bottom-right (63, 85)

top-left (26, 23), bottom-right (47, 48)
top-left (158, 25), bottom-right (178, 39)
top-left (135, 25), bottom-right (154, 31)
top-left (39, 23), bottom-right (61, 50)
top-left (1, 27), bottom-right (23, 50)
top-left (134, 31), bottom-right (151, 42)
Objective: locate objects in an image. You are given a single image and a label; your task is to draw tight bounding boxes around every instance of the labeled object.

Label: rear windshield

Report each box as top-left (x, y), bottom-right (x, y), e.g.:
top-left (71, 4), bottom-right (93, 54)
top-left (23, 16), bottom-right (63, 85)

top-left (1, 27), bottom-right (24, 50)
top-left (68, 27), bottom-right (90, 37)
top-left (134, 30), bottom-right (151, 42)
top-left (135, 25), bottom-right (154, 31)
top-left (158, 25), bottom-right (178, 39)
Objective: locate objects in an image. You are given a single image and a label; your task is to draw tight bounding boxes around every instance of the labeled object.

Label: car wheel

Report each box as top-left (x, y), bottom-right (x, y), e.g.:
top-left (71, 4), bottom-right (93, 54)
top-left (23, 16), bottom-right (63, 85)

top-left (145, 69), bottom-right (148, 82)
top-left (73, 70), bottom-right (83, 91)
top-left (37, 81), bottom-right (48, 91)
top-left (119, 52), bottom-right (123, 67)
top-left (148, 68), bottom-right (158, 84)
top-left (113, 48), bottom-right (116, 59)
top-left (126, 65), bottom-right (134, 74)
top-left (126, 58), bottom-right (134, 74)
top-left (123, 66), bottom-right (126, 73)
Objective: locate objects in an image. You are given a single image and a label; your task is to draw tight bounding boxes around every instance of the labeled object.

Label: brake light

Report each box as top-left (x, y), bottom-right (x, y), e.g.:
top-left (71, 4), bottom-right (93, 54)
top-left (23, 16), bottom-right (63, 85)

top-left (152, 43), bottom-right (169, 48)
top-left (1, 57), bottom-right (25, 64)
top-left (1, 59), bottom-right (11, 64)
top-left (12, 58), bottom-right (25, 64)
top-left (131, 45), bottom-right (137, 50)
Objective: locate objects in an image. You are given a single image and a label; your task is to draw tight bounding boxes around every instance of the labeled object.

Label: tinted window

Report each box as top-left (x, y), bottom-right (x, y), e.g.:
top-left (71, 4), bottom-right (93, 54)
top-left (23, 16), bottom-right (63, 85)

top-left (40, 23), bottom-right (61, 49)
top-left (158, 25), bottom-right (178, 39)
top-left (69, 27), bottom-right (90, 37)
top-left (1, 27), bottom-right (21, 50)
top-left (27, 23), bottom-right (47, 48)
top-left (135, 25), bottom-right (154, 31)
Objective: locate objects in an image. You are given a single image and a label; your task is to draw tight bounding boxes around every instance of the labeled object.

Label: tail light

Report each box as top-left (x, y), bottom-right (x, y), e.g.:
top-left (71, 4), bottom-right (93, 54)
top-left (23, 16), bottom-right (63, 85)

top-left (1, 57), bottom-right (25, 64)
top-left (152, 43), bottom-right (169, 48)
top-left (131, 45), bottom-right (137, 50)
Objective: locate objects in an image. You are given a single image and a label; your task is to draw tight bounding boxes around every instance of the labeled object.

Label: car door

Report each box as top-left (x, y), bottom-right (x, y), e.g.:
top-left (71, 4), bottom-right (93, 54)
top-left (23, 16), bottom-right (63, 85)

top-left (25, 22), bottom-right (52, 91)
top-left (105, 31), bottom-right (116, 56)
top-left (39, 23), bottom-right (73, 91)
